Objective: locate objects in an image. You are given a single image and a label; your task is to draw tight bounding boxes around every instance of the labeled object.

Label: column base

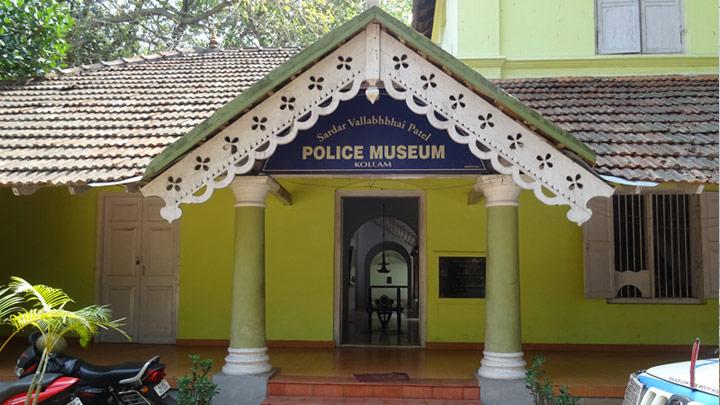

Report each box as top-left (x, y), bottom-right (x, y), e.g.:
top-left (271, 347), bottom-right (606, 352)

top-left (477, 376), bottom-right (533, 405)
top-left (213, 369), bottom-right (276, 405)
top-left (477, 351), bottom-right (526, 380)
top-left (222, 347), bottom-right (272, 375)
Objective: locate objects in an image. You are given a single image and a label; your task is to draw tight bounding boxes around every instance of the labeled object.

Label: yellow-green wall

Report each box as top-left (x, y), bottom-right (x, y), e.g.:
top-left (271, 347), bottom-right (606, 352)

top-left (0, 180), bottom-right (716, 345)
top-left (435, 0), bottom-right (718, 78)
top-left (0, 187), bottom-right (98, 307)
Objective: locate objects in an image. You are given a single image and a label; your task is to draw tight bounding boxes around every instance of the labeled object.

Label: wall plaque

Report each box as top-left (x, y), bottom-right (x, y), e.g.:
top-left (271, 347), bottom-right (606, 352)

top-left (439, 256), bottom-right (486, 298)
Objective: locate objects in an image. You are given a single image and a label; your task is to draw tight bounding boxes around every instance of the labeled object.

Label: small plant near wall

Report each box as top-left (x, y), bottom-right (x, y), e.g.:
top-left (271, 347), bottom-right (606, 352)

top-left (0, 277), bottom-right (127, 405)
top-left (525, 356), bottom-right (579, 405)
top-left (177, 354), bottom-right (219, 405)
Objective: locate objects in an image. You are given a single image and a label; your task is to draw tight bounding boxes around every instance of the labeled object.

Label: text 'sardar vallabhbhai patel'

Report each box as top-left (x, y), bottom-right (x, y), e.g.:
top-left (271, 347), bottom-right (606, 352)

top-left (304, 115), bottom-right (444, 161)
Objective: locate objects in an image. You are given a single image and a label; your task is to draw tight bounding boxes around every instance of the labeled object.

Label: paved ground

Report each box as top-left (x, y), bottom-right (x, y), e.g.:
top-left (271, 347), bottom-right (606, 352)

top-left (0, 339), bottom-right (700, 399)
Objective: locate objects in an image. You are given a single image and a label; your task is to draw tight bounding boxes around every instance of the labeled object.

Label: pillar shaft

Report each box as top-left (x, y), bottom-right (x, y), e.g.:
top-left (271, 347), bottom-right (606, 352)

top-left (484, 205), bottom-right (521, 353)
top-left (230, 206), bottom-right (266, 348)
top-left (476, 175), bottom-right (526, 380)
top-left (223, 177), bottom-right (272, 375)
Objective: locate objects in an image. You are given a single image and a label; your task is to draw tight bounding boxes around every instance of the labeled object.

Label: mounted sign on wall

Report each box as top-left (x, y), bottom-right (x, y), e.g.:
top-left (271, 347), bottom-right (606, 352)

top-left (263, 92), bottom-right (494, 174)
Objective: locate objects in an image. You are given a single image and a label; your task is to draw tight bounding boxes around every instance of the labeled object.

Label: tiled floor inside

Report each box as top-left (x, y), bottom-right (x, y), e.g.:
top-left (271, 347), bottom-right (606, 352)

top-left (0, 339), bottom-right (700, 398)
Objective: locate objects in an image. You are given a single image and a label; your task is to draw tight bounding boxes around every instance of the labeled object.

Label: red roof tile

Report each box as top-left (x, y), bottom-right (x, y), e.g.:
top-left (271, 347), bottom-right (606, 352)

top-left (0, 48), bottom-right (716, 185)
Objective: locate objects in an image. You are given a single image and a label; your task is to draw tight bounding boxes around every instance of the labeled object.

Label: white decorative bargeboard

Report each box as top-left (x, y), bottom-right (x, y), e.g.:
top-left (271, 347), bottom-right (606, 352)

top-left (141, 24), bottom-right (613, 224)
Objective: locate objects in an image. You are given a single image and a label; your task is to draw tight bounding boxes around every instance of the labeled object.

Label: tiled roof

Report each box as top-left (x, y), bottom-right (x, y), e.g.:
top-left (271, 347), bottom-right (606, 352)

top-left (0, 48), bottom-right (716, 186)
top-left (499, 75), bottom-right (719, 184)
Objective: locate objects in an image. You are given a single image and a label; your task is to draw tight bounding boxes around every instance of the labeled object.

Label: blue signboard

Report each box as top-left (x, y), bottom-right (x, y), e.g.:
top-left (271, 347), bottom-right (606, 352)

top-left (262, 92), bottom-right (493, 174)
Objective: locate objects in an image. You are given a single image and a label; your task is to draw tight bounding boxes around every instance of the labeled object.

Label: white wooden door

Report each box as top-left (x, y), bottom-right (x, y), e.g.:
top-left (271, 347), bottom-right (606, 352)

top-left (100, 195), bottom-right (179, 343)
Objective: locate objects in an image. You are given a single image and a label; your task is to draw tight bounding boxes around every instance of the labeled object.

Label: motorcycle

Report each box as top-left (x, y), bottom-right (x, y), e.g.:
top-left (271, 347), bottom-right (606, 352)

top-left (8, 333), bottom-right (175, 404)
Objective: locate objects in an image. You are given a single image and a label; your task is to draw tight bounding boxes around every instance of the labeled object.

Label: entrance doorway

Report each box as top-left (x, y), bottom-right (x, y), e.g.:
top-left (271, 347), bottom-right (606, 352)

top-left (337, 193), bottom-right (423, 346)
top-left (98, 194), bottom-right (179, 343)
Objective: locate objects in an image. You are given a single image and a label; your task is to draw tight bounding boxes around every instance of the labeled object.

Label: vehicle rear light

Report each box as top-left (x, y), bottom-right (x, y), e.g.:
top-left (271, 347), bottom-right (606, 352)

top-left (145, 369), bottom-right (166, 385)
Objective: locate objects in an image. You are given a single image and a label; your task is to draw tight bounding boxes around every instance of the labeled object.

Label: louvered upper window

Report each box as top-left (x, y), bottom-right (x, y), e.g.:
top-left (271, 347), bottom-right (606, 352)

top-left (596, 0), bottom-right (684, 54)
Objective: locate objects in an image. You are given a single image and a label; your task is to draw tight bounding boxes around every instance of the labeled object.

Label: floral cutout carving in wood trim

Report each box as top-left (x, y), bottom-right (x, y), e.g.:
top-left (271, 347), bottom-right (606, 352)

top-left (507, 133), bottom-right (524, 150)
top-left (420, 73), bottom-right (436, 90)
top-left (536, 153), bottom-right (553, 170)
top-left (567, 173), bottom-right (583, 190)
top-left (308, 75), bottom-right (325, 90)
top-left (223, 136), bottom-right (239, 154)
top-left (194, 156), bottom-right (210, 171)
top-left (252, 116), bottom-right (268, 131)
top-left (166, 176), bottom-right (182, 191)
top-left (336, 56), bottom-right (353, 70)
top-left (478, 113), bottom-right (494, 129)
top-left (449, 93), bottom-right (465, 110)
top-left (393, 54), bottom-right (409, 70)
top-left (280, 95), bottom-right (296, 111)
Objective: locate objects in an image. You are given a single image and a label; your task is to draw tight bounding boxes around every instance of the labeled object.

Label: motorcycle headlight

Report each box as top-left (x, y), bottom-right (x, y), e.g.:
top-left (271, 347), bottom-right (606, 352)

top-left (15, 367), bottom-right (23, 378)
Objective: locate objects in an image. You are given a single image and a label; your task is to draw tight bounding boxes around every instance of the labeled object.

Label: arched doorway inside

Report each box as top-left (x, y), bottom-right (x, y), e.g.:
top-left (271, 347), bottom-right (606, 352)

top-left (340, 195), bottom-right (420, 346)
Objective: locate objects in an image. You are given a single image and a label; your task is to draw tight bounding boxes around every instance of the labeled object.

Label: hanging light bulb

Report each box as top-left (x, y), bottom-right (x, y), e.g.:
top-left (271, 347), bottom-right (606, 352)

top-left (378, 203), bottom-right (391, 274)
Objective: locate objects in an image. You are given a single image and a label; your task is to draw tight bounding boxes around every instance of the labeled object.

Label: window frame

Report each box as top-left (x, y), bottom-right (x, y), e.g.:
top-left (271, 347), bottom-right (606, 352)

top-left (607, 191), bottom-right (704, 303)
top-left (595, 0), bottom-right (685, 56)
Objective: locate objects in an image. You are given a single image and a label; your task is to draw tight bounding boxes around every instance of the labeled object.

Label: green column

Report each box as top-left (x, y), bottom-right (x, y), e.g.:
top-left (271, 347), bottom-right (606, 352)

top-left (476, 175), bottom-right (526, 380)
top-left (484, 205), bottom-right (521, 353)
top-left (222, 177), bottom-right (272, 375)
top-left (230, 206), bottom-right (266, 348)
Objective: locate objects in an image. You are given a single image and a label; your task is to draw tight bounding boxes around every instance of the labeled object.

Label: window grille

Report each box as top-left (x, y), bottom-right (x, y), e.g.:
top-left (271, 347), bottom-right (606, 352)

top-left (612, 194), bottom-right (694, 299)
top-left (652, 194), bottom-right (692, 298)
top-left (613, 195), bottom-right (646, 274)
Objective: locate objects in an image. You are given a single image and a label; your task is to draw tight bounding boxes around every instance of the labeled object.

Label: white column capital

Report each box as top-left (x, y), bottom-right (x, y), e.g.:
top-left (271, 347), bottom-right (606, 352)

top-left (230, 176), bottom-right (272, 207)
top-left (474, 175), bottom-right (522, 207)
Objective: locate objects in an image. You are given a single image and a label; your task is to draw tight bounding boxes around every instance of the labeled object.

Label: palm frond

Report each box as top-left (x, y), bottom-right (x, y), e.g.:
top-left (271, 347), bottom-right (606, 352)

top-left (8, 277), bottom-right (74, 310)
top-left (8, 308), bottom-right (90, 332)
top-left (0, 286), bottom-right (23, 321)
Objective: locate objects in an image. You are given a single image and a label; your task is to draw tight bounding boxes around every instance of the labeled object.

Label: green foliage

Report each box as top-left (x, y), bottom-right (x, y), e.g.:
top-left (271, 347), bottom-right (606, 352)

top-left (177, 354), bottom-right (219, 405)
top-left (2, 0), bottom-right (413, 73)
top-left (0, 277), bottom-right (127, 405)
top-left (0, 0), bottom-right (73, 80)
top-left (64, 0), bottom-right (412, 66)
top-left (525, 356), bottom-right (579, 405)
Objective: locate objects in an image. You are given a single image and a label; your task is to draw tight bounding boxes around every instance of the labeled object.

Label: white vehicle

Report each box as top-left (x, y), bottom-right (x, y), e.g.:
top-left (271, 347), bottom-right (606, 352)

top-left (623, 340), bottom-right (719, 405)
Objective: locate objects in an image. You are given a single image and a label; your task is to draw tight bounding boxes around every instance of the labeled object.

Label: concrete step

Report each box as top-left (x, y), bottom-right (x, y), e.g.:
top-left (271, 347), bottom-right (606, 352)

top-left (263, 396), bottom-right (480, 404)
top-left (266, 376), bottom-right (480, 402)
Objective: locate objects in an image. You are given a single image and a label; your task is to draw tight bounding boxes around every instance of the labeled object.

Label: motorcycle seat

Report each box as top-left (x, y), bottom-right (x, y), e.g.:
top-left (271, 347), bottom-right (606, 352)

top-left (76, 361), bottom-right (146, 387)
top-left (0, 373), bottom-right (61, 401)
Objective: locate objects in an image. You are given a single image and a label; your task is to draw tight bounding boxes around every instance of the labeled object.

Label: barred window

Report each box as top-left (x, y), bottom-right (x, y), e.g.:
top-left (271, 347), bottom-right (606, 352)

top-left (612, 194), bottom-right (695, 299)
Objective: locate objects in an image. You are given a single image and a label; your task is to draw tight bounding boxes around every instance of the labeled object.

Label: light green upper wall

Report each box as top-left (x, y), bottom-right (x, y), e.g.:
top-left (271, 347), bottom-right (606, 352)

top-left (436, 0), bottom-right (718, 78)
top-left (0, 181), bottom-right (716, 345)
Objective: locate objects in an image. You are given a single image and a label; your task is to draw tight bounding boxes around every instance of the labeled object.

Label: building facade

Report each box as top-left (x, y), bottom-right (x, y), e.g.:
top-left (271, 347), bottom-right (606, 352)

top-left (0, 2), bottom-right (717, 404)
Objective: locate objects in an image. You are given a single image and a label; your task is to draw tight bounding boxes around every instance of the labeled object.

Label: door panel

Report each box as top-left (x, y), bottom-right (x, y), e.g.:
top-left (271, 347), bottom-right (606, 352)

top-left (101, 195), bottom-right (178, 344)
top-left (138, 285), bottom-right (176, 343)
top-left (101, 197), bottom-right (141, 342)
top-left (103, 285), bottom-right (138, 342)
top-left (106, 226), bottom-right (141, 277)
top-left (107, 199), bottom-right (142, 221)
top-left (143, 225), bottom-right (176, 277)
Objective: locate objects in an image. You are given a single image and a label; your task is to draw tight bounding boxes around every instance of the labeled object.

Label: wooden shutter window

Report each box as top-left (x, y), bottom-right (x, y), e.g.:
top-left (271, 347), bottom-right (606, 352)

top-left (700, 192), bottom-right (719, 299)
top-left (584, 196), bottom-right (615, 298)
top-left (597, 0), bottom-right (642, 54)
top-left (641, 0), bottom-right (684, 54)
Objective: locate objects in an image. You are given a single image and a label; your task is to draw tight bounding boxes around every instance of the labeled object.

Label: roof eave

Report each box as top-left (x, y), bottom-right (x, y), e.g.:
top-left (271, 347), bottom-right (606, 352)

top-left (143, 6), bottom-right (596, 180)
